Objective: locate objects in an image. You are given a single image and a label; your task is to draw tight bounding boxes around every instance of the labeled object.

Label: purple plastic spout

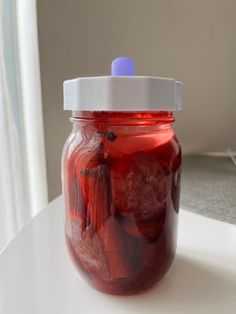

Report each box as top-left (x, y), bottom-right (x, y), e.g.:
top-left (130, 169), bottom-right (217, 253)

top-left (111, 57), bottom-right (135, 76)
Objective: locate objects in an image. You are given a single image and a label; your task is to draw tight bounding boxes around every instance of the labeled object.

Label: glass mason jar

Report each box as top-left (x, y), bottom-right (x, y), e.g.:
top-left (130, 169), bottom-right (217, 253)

top-left (62, 110), bottom-right (181, 295)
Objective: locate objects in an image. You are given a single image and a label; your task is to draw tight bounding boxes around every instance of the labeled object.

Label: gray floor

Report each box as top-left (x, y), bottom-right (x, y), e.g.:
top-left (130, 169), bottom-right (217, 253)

top-left (181, 155), bottom-right (236, 224)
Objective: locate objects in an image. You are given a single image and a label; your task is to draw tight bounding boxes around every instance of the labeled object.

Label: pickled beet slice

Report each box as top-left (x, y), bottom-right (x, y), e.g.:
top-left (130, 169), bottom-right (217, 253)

top-left (75, 143), bottom-right (104, 206)
top-left (98, 218), bottom-right (131, 279)
top-left (74, 143), bottom-right (113, 231)
top-left (69, 142), bottom-right (131, 279)
top-left (86, 164), bottom-right (112, 232)
top-left (66, 217), bottom-right (110, 280)
top-left (67, 216), bottom-right (131, 280)
top-left (110, 152), bottom-right (167, 221)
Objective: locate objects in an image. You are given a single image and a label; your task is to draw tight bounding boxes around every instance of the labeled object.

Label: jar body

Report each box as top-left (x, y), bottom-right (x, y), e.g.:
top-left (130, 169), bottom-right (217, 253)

top-left (62, 111), bottom-right (181, 295)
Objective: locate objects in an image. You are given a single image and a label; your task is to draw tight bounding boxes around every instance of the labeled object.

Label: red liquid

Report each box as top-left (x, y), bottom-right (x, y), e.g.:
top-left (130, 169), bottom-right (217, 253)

top-left (62, 112), bottom-right (181, 295)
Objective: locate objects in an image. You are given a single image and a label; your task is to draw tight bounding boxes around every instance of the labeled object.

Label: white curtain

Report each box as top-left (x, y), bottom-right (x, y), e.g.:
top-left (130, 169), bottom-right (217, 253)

top-left (0, 0), bottom-right (48, 251)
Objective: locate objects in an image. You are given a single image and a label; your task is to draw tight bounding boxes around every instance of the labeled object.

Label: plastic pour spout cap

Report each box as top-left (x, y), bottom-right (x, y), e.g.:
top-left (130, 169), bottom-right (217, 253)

top-left (111, 57), bottom-right (135, 76)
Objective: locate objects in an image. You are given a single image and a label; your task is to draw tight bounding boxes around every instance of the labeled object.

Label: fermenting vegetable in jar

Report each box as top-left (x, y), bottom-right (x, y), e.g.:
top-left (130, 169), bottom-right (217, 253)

top-left (62, 57), bottom-right (182, 295)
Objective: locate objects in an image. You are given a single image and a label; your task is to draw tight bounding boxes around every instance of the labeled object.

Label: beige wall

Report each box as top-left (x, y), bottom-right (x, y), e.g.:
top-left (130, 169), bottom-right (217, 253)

top-left (38, 0), bottom-right (236, 200)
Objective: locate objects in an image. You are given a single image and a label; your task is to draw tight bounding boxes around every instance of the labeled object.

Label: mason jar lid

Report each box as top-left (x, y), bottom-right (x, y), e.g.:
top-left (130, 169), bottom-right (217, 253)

top-left (63, 57), bottom-right (182, 112)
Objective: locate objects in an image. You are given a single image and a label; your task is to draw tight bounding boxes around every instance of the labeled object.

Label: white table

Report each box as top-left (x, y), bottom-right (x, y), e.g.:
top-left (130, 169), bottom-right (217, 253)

top-left (0, 196), bottom-right (236, 314)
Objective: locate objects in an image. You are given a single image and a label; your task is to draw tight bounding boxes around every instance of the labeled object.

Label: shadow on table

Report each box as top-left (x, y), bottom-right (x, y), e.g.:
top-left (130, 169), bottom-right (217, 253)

top-left (67, 255), bottom-right (236, 314)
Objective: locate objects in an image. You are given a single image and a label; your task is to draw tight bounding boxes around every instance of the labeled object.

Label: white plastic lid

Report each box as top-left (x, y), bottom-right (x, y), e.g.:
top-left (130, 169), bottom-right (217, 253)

top-left (63, 57), bottom-right (182, 111)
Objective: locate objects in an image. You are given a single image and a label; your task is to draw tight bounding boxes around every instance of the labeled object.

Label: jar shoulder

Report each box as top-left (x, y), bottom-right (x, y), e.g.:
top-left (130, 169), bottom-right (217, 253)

top-left (152, 135), bottom-right (181, 170)
top-left (62, 131), bottom-right (84, 163)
